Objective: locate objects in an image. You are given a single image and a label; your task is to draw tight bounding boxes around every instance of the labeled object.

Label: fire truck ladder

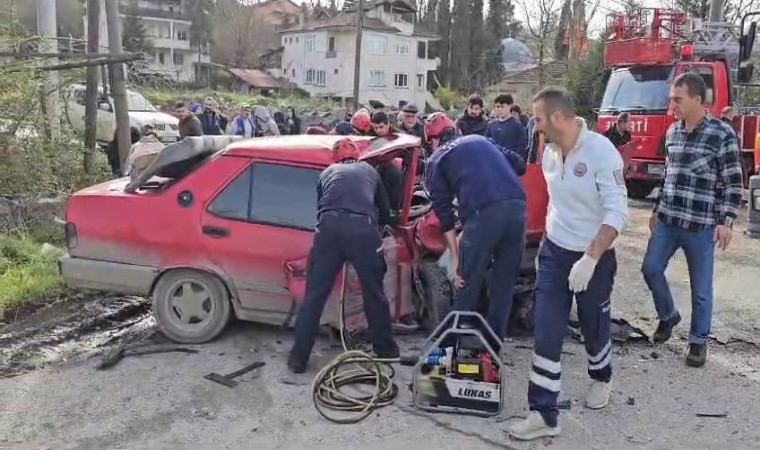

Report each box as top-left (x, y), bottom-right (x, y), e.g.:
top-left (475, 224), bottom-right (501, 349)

top-left (686, 19), bottom-right (741, 62)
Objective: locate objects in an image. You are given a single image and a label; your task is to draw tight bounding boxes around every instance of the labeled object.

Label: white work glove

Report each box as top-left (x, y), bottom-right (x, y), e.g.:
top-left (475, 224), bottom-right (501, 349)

top-left (568, 254), bottom-right (598, 293)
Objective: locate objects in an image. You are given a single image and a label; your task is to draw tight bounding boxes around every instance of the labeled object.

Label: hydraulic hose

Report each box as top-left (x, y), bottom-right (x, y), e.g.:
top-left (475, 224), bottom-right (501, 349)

top-left (311, 269), bottom-right (415, 424)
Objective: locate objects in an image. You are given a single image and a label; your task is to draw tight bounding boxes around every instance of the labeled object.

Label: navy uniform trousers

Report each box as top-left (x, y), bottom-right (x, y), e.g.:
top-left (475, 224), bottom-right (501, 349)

top-left (290, 212), bottom-right (397, 363)
top-left (529, 239), bottom-right (617, 427)
top-left (451, 198), bottom-right (526, 339)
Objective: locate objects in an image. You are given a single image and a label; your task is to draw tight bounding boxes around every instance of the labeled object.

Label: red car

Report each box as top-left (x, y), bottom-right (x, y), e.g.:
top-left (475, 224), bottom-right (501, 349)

top-left (59, 134), bottom-right (548, 343)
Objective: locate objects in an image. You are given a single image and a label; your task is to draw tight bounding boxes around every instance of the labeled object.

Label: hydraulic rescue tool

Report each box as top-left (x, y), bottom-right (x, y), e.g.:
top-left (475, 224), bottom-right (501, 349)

top-left (408, 311), bottom-right (505, 417)
top-left (311, 309), bottom-right (505, 423)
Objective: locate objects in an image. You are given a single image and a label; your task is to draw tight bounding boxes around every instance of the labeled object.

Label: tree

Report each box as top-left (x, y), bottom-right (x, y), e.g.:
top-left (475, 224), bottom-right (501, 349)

top-left (328, 0), bottom-right (339, 15)
top-left (564, 33), bottom-right (608, 119)
top-left (122, 3), bottom-right (154, 56)
top-left (553, 0), bottom-right (571, 60)
top-left (467, 0), bottom-right (486, 89)
top-left (188, 0), bottom-right (215, 80)
top-left (436, 0), bottom-right (453, 85)
top-left (517, 0), bottom-right (560, 85)
top-left (449, 0), bottom-right (471, 88)
top-left (485, 0), bottom-right (522, 81)
top-left (211, 0), bottom-right (278, 68)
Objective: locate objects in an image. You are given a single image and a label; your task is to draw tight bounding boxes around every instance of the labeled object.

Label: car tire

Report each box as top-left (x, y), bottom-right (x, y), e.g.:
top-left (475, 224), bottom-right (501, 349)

top-left (417, 260), bottom-right (453, 332)
top-left (152, 269), bottom-right (231, 344)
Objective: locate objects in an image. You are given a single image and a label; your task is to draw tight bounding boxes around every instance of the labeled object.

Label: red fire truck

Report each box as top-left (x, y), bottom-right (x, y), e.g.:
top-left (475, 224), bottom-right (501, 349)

top-left (597, 8), bottom-right (760, 197)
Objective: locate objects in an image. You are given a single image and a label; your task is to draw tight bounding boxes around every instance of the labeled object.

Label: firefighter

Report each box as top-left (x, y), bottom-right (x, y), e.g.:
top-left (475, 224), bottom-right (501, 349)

top-left (287, 139), bottom-right (400, 373)
top-left (333, 109), bottom-right (373, 136)
top-left (424, 112), bottom-right (527, 340)
top-left (507, 87), bottom-right (628, 441)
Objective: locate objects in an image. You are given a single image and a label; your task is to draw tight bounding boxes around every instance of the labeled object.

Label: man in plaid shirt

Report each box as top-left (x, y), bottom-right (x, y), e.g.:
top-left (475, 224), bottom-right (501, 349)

top-left (641, 72), bottom-right (743, 368)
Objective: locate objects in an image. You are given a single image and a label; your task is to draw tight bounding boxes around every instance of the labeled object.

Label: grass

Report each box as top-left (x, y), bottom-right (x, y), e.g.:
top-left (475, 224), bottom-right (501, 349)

top-left (0, 234), bottom-right (66, 315)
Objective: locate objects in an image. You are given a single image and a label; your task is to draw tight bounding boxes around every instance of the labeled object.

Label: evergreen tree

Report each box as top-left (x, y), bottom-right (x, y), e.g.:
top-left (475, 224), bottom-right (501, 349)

top-left (122, 3), bottom-right (154, 56)
top-left (485, 0), bottom-right (521, 83)
top-left (449, 0), bottom-right (470, 89)
top-left (436, 0), bottom-right (452, 85)
top-left (553, 0), bottom-right (571, 60)
top-left (467, 0), bottom-right (486, 90)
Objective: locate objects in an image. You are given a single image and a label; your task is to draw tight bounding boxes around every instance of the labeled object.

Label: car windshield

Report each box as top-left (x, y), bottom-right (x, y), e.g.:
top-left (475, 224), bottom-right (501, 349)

top-left (600, 65), bottom-right (675, 114)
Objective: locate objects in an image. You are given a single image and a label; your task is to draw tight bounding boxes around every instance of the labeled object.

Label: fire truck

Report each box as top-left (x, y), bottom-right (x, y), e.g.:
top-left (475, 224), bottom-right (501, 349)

top-left (597, 8), bottom-right (760, 196)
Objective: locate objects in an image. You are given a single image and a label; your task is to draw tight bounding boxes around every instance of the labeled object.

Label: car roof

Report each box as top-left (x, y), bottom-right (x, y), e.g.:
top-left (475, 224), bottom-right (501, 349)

top-left (223, 133), bottom-right (421, 166)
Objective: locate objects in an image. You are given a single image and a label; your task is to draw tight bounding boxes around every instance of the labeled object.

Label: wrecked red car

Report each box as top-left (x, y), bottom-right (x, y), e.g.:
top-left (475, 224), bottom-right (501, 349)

top-left (59, 134), bottom-right (548, 343)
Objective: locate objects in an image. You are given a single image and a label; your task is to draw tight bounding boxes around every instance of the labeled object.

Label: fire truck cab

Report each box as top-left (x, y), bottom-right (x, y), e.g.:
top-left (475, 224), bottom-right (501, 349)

top-left (597, 8), bottom-right (759, 196)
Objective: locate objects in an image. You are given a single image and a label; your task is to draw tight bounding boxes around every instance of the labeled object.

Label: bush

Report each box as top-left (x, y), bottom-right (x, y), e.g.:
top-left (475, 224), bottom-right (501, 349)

top-left (141, 88), bottom-right (339, 114)
top-left (0, 234), bottom-right (65, 310)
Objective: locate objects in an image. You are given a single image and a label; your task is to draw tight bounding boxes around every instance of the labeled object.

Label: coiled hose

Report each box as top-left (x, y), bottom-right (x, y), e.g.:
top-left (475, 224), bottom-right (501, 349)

top-left (310, 269), bottom-right (409, 424)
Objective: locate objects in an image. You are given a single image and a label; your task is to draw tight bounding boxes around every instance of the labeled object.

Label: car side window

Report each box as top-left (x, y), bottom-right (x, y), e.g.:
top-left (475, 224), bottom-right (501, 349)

top-left (250, 163), bottom-right (321, 230)
top-left (208, 167), bottom-right (252, 220)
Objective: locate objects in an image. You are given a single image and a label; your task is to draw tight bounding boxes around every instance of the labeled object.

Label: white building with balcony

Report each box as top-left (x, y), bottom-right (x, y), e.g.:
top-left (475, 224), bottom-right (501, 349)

top-left (86, 0), bottom-right (211, 84)
top-left (279, 0), bottom-right (440, 109)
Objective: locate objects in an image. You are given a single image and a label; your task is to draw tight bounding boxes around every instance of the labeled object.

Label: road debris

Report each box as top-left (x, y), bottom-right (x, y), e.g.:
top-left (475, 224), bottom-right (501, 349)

top-left (95, 345), bottom-right (198, 370)
top-left (204, 361), bottom-right (266, 388)
top-left (626, 397), bottom-right (635, 406)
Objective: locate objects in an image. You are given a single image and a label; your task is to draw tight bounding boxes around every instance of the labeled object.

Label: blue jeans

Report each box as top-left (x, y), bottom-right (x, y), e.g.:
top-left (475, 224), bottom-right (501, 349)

top-left (641, 220), bottom-right (715, 345)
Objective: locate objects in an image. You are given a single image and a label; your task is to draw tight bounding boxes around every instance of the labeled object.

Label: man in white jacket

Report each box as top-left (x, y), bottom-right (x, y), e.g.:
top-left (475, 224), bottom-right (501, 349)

top-left (507, 87), bottom-right (629, 441)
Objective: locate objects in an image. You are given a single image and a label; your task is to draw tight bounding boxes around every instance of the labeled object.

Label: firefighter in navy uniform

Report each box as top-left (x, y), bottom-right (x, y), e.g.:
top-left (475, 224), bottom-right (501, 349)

top-left (288, 139), bottom-right (400, 374)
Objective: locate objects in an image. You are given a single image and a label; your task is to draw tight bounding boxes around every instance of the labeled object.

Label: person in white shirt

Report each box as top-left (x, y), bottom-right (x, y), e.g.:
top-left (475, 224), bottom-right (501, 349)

top-left (507, 87), bottom-right (629, 441)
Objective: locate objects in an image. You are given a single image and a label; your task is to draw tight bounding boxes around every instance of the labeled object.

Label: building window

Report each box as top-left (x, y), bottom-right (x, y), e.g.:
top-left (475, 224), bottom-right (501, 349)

top-left (369, 35), bottom-right (388, 54)
top-left (394, 73), bottom-right (408, 88)
top-left (283, 68), bottom-right (287, 75)
top-left (305, 68), bottom-right (326, 86)
top-left (289, 37), bottom-right (293, 43)
top-left (396, 40), bottom-right (410, 55)
top-left (417, 74), bottom-right (425, 89)
top-left (158, 52), bottom-right (165, 64)
top-left (283, 37), bottom-right (287, 45)
top-left (173, 53), bottom-right (184, 65)
top-left (177, 29), bottom-right (187, 40)
top-left (328, 36), bottom-right (335, 52)
top-left (334, 68), bottom-right (339, 75)
top-left (417, 41), bottom-right (427, 59)
top-left (305, 35), bottom-right (316, 54)
top-left (369, 70), bottom-right (386, 87)
top-left (292, 68), bottom-right (296, 77)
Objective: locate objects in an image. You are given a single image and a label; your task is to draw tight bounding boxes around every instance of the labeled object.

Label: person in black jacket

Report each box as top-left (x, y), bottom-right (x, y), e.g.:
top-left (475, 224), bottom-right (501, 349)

top-left (288, 140), bottom-right (399, 373)
top-left (106, 127), bottom-right (141, 176)
top-left (398, 103), bottom-right (425, 140)
top-left (197, 97), bottom-right (228, 135)
top-left (456, 94), bottom-right (489, 136)
top-left (603, 112), bottom-right (631, 148)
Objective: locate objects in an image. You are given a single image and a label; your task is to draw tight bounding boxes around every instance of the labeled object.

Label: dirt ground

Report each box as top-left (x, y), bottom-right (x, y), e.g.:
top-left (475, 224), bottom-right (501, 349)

top-left (1, 200), bottom-right (760, 450)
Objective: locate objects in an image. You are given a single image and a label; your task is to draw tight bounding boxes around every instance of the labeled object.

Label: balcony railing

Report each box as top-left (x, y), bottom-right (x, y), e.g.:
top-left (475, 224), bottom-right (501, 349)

top-left (119, 4), bottom-right (190, 21)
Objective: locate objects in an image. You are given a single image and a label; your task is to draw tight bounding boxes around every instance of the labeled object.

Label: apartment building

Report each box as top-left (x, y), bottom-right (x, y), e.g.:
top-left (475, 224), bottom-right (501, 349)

top-left (279, 0), bottom-right (440, 109)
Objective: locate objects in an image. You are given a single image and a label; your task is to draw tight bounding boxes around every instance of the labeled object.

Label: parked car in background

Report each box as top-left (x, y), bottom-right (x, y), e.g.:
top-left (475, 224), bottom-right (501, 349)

top-left (66, 83), bottom-right (180, 145)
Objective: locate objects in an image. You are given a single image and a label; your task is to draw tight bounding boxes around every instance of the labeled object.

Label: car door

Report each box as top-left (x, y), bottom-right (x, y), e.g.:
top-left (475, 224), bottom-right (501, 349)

top-left (200, 158), bottom-right (327, 326)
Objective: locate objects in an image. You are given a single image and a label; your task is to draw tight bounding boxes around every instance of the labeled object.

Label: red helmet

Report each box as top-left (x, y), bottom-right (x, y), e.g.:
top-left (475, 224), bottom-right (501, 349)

top-left (424, 112), bottom-right (455, 142)
top-left (333, 138), bottom-right (361, 161)
top-left (351, 109), bottom-right (372, 134)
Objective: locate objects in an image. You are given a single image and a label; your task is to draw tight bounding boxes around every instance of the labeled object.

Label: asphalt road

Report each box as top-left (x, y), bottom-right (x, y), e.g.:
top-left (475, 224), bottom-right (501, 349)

top-left (1, 201), bottom-right (759, 450)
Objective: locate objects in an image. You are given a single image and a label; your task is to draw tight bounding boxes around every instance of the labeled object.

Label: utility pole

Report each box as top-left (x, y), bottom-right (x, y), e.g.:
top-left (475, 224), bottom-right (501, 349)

top-left (709, 0), bottom-right (724, 21)
top-left (352, 0), bottom-right (364, 111)
top-left (105, 0), bottom-right (132, 174)
top-left (84, 0), bottom-right (101, 173)
top-left (36, 0), bottom-right (61, 139)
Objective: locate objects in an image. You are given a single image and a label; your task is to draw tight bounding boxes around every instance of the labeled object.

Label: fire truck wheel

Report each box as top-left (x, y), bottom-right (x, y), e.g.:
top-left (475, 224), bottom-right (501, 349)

top-left (152, 269), bottom-right (232, 344)
top-left (417, 260), bottom-right (453, 332)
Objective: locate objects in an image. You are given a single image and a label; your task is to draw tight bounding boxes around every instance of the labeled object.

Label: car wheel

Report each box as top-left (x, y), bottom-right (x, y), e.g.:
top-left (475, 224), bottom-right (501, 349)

top-left (416, 260), bottom-right (453, 332)
top-left (152, 269), bottom-right (231, 344)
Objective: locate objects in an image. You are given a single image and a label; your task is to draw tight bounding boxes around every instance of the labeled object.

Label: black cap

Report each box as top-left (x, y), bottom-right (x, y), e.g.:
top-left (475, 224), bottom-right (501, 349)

top-left (401, 103), bottom-right (418, 114)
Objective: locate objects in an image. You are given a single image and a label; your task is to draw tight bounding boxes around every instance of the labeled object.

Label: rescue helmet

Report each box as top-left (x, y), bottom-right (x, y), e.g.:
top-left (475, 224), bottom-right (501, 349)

top-left (351, 109), bottom-right (372, 134)
top-left (333, 138), bottom-right (362, 161)
top-left (424, 112), bottom-right (455, 142)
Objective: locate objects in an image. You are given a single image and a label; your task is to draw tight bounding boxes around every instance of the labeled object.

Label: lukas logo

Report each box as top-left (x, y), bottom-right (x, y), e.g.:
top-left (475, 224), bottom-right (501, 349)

top-left (457, 387), bottom-right (493, 400)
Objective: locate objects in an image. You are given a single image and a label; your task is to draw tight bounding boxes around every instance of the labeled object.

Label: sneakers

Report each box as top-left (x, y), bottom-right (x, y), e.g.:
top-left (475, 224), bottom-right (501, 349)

top-left (507, 411), bottom-right (561, 441)
top-left (585, 381), bottom-right (611, 409)
top-left (653, 313), bottom-right (682, 344)
top-left (686, 343), bottom-right (707, 368)
top-left (374, 341), bottom-right (400, 359)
